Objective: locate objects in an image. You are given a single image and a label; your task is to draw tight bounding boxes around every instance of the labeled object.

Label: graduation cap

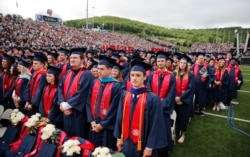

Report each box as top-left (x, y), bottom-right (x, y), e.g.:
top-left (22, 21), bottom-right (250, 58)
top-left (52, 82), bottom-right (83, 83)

top-left (131, 54), bottom-right (145, 61)
top-left (47, 65), bottom-right (62, 75)
top-left (3, 54), bottom-right (15, 64)
top-left (26, 55), bottom-right (34, 60)
top-left (196, 52), bottom-right (205, 57)
top-left (217, 57), bottom-right (225, 61)
top-left (98, 56), bottom-right (116, 68)
top-left (112, 63), bottom-right (124, 71)
top-left (58, 48), bottom-right (69, 55)
top-left (178, 54), bottom-right (191, 63)
top-left (18, 59), bottom-right (31, 68)
top-left (70, 47), bottom-right (87, 56)
top-left (33, 53), bottom-right (47, 64)
top-left (86, 49), bottom-right (95, 55)
top-left (173, 52), bottom-right (181, 58)
top-left (229, 57), bottom-right (239, 63)
top-left (87, 58), bottom-right (95, 64)
top-left (131, 58), bottom-right (152, 73)
top-left (112, 53), bottom-right (121, 60)
top-left (156, 51), bottom-right (170, 60)
top-left (89, 61), bottom-right (98, 69)
top-left (118, 50), bottom-right (126, 55)
top-left (47, 51), bottom-right (59, 59)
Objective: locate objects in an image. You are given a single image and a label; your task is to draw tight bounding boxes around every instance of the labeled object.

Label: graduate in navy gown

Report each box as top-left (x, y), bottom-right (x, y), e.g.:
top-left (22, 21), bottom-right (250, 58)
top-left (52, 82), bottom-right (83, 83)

top-left (226, 58), bottom-right (243, 105)
top-left (114, 59), bottom-right (167, 157)
top-left (23, 53), bottom-right (47, 116)
top-left (57, 48), bottom-right (71, 80)
top-left (174, 54), bottom-right (195, 144)
top-left (211, 57), bottom-right (229, 111)
top-left (58, 48), bottom-right (94, 139)
top-left (11, 59), bottom-right (31, 113)
top-left (87, 56), bottom-right (122, 150)
top-left (0, 54), bottom-right (16, 109)
top-left (111, 63), bottom-right (124, 86)
top-left (146, 51), bottom-right (176, 154)
top-left (39, 65), bottom-right (63, 129)
top-left (192, 52), bottom-right (212, 115)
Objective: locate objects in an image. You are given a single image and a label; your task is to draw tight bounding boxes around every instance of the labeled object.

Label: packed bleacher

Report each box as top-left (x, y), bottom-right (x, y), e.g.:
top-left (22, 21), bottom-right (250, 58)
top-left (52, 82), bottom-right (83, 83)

top-left (0, 14), bottom-right (244, 157)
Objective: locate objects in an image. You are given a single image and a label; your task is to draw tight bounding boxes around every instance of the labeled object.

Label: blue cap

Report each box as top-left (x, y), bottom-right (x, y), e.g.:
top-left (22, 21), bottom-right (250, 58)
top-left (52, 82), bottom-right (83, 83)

top-left (58, 48), bottom-right (69, 55)
top-left (47, 65), bottom-right (62, 75)
top-left (89, 61), bottom-right (98, 69)
top-left (178, 54), bottom-right (191, 62)
top-left (70, 47), bottom-right (87, 56)
top-left (156, 51), bottom-right (170, 60)
top-left (34, 53), bottom-right (47, 64)
top-left (131, 58), bottom-right (152, 73)
top-left (196, 52), bottom-right (205, 57)
top-left (18, 59), bottom-right (31, 68)
top-left (98, 56), bottom-right (116, 68)
top-left (47, 51), bottom-right (59, 59)
top-left (112, 63), bottom-right (124, 71)
top-left (112, 53), bottom-right (121, 60)
top-left (3, 54), bottom-right (15, 64)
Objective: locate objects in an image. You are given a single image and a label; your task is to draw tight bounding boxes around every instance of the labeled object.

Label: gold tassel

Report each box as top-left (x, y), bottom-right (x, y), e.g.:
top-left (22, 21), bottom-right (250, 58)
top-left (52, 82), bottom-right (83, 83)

top-left (137, 140), bottom-right (142, 151)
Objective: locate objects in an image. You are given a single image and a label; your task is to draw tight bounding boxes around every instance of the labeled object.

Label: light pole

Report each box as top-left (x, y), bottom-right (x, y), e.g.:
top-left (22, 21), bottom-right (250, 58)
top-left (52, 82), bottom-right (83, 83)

top-left (92, 7), bottom-right (95, 29)
top-left (86, 0), bottom-right (88, 29)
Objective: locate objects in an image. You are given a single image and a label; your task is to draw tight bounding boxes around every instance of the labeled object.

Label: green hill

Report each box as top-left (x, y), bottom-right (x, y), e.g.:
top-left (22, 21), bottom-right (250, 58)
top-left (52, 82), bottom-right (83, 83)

top-left (64, 16), bottom-right (250, 47)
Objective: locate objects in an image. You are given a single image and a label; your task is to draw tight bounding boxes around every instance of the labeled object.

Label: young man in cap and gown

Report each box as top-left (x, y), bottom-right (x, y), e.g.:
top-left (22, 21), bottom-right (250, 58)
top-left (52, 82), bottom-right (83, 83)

top-left (146, 51), bottom-right (176, 155)
top-left (24, 53), bottom-right (47, 116)
top-left (87, 56), bottom-right (122, 150)
top-left (58, 48), bottom-right (94, 138)
top-left (114, 59), bottom-right (167, 157)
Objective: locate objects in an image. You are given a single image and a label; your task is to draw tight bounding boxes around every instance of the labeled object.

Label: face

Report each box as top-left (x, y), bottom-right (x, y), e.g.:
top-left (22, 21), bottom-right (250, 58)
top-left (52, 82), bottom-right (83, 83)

top-left (58, 53), bottom-right (67, 62)
top-left (70, 54), bottom-right (82, 70)
top-left (179, 60), bottom-right (187, 70)
top-left (209, 60), bottom-right (215, 66)
top-left (111, 69), bottom-right (119, 78)
top-left (17, 64), bottom-right (22, 72)
top-left (91, 68), bottom-right (99, 78)
top-left (32, 61), bottom-right (44, 71)
top-left (98, 64), bottom-right (111, 78)
top-left (197, 55), bottom-right (205, 65)
top-left (46, 73), bottom-right (55, 84)
top-left (156, 58), bottom-right (166, 69)
top-left (130, 71), bottom-right (146, 89)
top-left (166, 60), bottom-right (172, 67)
top-left (2, 59), bottom-right (8, 68)
top-left (47, 55), bottom-right (53, 64)
top-left (219, 60), bottom-right (225, 67)
top-left (10, 66), bottom-right (14, 74)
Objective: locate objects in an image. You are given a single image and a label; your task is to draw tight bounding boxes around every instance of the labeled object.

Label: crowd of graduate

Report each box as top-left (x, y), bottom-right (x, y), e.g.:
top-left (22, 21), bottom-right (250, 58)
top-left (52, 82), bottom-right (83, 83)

top-left (0, 14), bottom-right (244, 157)
top-left (0, 45), bottom-right (243, 157)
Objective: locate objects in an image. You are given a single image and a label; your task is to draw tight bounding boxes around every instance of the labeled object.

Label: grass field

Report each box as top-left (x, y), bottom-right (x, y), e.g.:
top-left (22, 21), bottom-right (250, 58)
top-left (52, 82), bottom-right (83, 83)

top-left (169, 65), bottom-right (250, 157)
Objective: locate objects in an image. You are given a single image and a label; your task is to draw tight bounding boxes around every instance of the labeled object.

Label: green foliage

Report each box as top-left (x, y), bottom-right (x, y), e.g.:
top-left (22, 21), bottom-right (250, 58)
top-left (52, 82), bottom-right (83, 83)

top-left (64, 16), bottom-right (250, 48)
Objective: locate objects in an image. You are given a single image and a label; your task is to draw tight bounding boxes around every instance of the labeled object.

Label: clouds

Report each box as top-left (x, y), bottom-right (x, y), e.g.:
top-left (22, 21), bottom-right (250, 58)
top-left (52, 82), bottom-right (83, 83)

top-left (0, 0), bottom-right (249, 29)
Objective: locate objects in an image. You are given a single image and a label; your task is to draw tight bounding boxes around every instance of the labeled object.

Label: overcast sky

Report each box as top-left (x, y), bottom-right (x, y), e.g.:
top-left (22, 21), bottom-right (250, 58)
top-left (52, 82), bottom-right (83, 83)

top-left (1, 0), bottom-right (250, 29)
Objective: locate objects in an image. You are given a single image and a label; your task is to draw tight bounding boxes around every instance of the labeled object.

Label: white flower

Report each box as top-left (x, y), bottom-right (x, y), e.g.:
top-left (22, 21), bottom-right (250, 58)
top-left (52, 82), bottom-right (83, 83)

top-left (41, 124), bottom-right (56, 140)
top-left (92, 147), bottom-right (111, 157)
top-left (10, 109), bottom-right (25, 126)
top-left (24, 113), bottom-right (41, 128)
top-left (62, 139), bottom-right (81, 156)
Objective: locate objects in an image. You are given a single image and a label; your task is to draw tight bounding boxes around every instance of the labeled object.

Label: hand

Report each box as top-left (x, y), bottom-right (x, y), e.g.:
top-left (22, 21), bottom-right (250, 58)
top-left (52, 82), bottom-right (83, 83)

top-left (175, 97), bottom-right (181, 102)
top-left (116, 139), bottom-right (123, 152)
top-left (201, 74), bottom-right (207, 78)
top-left (91, 121), bottom-right (97, 131)
top-left (63, 109), bottom-right (72, 116)
top-left (95, 124), bottom-right (104, 132)
top-left (143, 148), bottom-right (152, 157)
top-left (25, 104), bottom-right (33, 111)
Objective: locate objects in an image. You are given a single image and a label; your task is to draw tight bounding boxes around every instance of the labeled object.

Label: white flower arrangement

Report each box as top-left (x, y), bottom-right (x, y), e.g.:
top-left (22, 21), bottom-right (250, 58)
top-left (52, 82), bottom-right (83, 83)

top-left (24, 113), bottom-right (42, 134)
top-left (62, 139), bottom-right (81, 156)
top-left (41, 124), bottom-right (56, 140)
top-left (10, 109), bottom-right (25, 126)
top-left (92, 146), bottom-right (112, 157)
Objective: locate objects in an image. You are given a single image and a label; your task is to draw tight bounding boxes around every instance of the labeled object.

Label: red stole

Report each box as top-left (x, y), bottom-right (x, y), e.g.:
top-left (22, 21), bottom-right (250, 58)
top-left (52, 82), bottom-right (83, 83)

top-left (228, 65), bottom-right (240, 83)
top-left (193, 64), bottom-right (207, 83)
top-left (71, 137), bottom-right (95, 157)
top-left (42, 85), bottom-right (57, 118)
top-left (167, 66), bottom-right (174, 72)
top-left (126, 80), bottom-right (132, 91)
top-left (90, 80), bottom-right (114, 120)
top-left (151, 70), bottom-right (171, 99)
top-left (3, 73), bottom-right (13, 93)
top-left (121, 92), bottom-right (147, 150)
top-left (63, 70), bottom-right (85, 100)
top-left (215, 69), bottom-right (226, 81)
top-left (176, 73), bottom-right (189, 96)
top-left (30, 69), bottom-right (47, 99)
top-left (15, 78), bottom-right (23, 96)
top-left (59, 63), bottom-right (68, 80)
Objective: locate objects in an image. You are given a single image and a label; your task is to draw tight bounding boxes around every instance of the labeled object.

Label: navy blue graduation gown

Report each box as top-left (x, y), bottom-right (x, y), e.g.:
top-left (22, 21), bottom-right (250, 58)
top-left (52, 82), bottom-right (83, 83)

top-left (58, 69), bottom-right (94, 138)
top-left (174, 72), bottom-right (195, 131)
top-left (227, 66), bottom-right (243, 102)
top-left (211, 69), bottom-right (229, 103)
top-left (192, 64), bottom-right (213, 109)
top-left (114, 91), bottom-right (167, 157)
top-left (146, 72), bottom-right (176, 151)
top-left (23, 70), bottom-right (47, 116)
top-left (86, 79), bottom-right (122, 150)
top-left (39, 85), bottom-right (63, 129)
